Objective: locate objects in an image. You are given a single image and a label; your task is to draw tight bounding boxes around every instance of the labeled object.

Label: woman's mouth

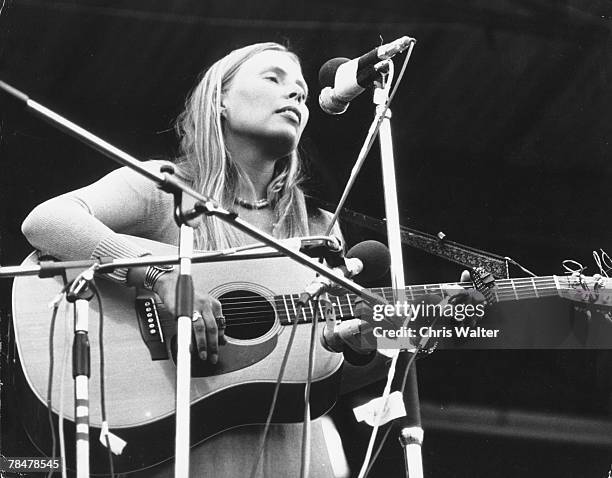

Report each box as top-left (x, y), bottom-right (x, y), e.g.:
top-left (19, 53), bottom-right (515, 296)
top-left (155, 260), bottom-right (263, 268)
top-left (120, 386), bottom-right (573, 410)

top-left (276, 106), bottom-right (301, 124)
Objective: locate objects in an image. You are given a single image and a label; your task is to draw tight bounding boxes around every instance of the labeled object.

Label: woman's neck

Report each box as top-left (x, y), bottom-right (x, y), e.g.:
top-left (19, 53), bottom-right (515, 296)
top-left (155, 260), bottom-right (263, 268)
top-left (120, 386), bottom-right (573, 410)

top-left (239, 161), bottom-right (275, 199)
top-left (228, 137), bottom-right (278, 200)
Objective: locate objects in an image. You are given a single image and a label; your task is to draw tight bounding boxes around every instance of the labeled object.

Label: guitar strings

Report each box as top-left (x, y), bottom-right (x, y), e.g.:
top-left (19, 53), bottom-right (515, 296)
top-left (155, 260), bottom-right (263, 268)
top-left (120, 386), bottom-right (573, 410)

top-left (153, 296), bottom-right (574, 330)
top-left (168, 285), bottom-right (561, 311)
top-left (183, 283), bottom-right (561, 307)
top-left (186, 276), bottom-right (575, 303)
top-left (213, 284), bottom-right (564, 310)
top-left (209, 283), bottom-right (563, 307)
top-left (150, 285), bottom-right (579, 329)
top-left (146, 274), bottom-right (593, 329)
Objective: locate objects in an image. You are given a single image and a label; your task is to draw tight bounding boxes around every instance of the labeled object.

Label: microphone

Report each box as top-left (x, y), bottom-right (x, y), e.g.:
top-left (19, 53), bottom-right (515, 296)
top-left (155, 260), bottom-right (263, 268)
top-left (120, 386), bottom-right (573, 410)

top-left (311, 241), bottom-right (390, 365)
top-left (318, 36), bottom-right (414, 114)
top-left (298, 240), bottom-right (391, 305)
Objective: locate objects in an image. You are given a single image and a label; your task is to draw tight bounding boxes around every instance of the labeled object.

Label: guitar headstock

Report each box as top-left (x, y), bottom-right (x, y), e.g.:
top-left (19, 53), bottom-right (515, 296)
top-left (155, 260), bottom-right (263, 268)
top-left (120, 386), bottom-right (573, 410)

top-left (556, 273), bottom-right (612, 307)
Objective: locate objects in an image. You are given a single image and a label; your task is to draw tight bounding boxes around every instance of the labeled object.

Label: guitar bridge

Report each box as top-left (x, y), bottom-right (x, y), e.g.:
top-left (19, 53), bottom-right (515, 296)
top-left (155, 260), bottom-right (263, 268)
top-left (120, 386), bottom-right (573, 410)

top-left (135, 293), bottom-right (169, 360)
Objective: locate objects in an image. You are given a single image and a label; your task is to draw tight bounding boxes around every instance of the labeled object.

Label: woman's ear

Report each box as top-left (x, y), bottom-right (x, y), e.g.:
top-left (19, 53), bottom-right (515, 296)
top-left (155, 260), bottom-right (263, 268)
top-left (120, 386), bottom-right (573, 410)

top-left (219, 89), bottom-right (228, 117)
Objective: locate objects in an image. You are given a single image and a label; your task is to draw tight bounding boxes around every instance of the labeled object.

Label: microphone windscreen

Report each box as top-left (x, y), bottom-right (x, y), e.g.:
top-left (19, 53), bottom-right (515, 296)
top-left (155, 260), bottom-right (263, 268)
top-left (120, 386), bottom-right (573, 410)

top-left (346, 240), bottom-right (390, 283)
top-left (318, 57), bottom-right (350, 87)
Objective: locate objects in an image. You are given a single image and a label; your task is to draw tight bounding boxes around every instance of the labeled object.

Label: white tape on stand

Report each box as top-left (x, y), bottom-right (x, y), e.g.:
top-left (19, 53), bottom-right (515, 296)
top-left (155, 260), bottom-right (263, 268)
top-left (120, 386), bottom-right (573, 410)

top-left (353, 390), bottom-right (406, 427)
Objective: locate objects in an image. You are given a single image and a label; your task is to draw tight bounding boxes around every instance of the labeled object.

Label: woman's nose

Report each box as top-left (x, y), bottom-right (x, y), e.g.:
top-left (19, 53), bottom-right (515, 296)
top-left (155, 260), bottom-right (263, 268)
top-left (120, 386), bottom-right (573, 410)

top-left (287, 85), bottom-right (305, 102)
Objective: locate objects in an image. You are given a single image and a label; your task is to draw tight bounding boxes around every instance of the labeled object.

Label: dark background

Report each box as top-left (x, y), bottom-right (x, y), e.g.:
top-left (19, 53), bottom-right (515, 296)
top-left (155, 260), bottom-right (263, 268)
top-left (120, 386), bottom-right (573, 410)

top-left (1, 1), bottom-right (612, 476)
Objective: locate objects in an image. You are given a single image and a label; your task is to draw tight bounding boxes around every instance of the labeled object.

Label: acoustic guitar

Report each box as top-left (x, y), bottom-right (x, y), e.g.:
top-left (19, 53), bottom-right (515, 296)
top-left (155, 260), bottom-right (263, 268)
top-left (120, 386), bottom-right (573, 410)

top-left (11, 236), bottom-right (610, 474)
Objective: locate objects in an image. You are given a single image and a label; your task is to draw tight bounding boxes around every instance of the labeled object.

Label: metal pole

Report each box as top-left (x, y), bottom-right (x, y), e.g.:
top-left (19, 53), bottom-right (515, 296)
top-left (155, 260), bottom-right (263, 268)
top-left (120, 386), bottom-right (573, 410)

top-left (374, 80), bottom-right (424, 478)
top-left (173, 225), bottom-right (195, 478)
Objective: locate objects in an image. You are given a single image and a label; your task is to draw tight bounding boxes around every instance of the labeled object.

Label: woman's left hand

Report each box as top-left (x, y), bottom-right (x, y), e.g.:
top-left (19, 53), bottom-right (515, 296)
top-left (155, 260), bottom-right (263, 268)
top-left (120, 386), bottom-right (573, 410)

top-left (442, 270), bottom-right (487, 306)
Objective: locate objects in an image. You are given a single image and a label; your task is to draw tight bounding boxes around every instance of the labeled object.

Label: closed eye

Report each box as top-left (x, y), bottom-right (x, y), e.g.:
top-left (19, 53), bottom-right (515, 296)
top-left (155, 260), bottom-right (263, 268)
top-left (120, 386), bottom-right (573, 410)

top-left (261, 67), bottom-right (308, 100)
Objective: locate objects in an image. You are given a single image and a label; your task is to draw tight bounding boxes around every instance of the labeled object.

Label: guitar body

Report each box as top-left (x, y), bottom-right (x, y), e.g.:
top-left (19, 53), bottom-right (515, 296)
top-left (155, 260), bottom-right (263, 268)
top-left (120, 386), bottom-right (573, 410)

top-left (12, 237), bottom-right (343, 474)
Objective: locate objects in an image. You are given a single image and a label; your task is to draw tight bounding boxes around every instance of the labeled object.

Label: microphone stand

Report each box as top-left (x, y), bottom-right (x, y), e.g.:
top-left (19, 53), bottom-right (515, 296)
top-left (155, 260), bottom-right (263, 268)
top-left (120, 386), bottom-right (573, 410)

top-left (373, 69), bottom-right (424, 477)
top-left (167, 184), bottom-right (197, 478)
top-left (174, 224), bottom-right (194, 478)
top-left (65, 266), bottom-right (96, 478)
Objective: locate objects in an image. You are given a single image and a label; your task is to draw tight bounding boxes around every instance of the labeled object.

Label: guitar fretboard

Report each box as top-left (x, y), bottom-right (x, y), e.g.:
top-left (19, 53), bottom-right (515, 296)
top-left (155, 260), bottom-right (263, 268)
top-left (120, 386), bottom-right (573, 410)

top-left (275, 275), bottom-right (567, 325)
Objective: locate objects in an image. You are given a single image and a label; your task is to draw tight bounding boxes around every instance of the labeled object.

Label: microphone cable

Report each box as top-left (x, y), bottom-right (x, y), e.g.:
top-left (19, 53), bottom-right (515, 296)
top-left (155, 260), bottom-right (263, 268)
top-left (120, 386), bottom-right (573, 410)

top-left (356, 344), bottom-right (402, 478)
top-left (46, 273), bottom-right (67, 478)
top-left (47, 274), bottom-right (68, 478)
top-left (58, 296), bottom-right (71, 478)
top-left (248, 302), bottom-right (306, 478)
top-left (299, 298), bottom-right (322, 478)
top-left (46, 302), bottom-right (60, 478)
top-left (363, 349), bottom-right (419, 477)
top-left (90, 281), bottom-right (115, 478)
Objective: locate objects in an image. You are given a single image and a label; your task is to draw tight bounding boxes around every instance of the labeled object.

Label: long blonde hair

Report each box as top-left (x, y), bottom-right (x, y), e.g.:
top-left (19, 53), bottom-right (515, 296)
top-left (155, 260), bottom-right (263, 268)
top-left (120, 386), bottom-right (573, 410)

top-left (174, 42), bottom-right (310, 250)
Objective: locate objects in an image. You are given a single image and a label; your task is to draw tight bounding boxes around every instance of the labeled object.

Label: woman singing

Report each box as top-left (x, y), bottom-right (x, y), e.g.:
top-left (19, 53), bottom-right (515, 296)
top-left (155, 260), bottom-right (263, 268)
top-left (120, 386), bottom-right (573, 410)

top-left (22, 42), bottom-right (347, 477)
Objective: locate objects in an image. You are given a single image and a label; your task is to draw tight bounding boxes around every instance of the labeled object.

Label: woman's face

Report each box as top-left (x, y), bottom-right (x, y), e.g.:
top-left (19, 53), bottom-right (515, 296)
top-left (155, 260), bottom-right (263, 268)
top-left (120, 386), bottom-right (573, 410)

top-left (221, 50), bottom-right (310, 159)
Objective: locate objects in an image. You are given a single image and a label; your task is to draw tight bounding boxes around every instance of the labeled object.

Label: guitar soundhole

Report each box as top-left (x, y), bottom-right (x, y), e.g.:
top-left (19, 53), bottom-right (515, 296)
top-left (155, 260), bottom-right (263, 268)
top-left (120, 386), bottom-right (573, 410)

top-left (219, 290), bottom-right (275, 340)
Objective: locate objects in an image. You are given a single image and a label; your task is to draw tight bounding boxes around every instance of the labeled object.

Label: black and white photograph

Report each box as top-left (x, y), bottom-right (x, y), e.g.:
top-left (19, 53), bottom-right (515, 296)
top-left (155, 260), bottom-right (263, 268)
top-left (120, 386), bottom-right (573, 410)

top-left (1, 1), bottom-right (612, 477)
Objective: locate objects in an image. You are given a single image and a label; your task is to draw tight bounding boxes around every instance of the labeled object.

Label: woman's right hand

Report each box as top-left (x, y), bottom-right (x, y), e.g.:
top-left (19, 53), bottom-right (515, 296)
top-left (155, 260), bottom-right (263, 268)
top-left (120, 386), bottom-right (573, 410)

top-left (154, 271), bottom-right (227, 364)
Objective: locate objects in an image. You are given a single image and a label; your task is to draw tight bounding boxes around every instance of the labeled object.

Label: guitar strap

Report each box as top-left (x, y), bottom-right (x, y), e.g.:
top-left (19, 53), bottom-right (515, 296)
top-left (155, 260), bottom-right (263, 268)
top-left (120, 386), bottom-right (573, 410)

top-left (311, 198), bottom-right (510, 279)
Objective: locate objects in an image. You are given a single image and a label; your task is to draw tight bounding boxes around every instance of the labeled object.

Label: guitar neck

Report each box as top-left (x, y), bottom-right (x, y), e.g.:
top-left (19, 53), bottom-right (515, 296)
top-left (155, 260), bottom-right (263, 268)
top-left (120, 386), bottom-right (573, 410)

top-left (276, 275), bottom-right (565, 325)
top-left (391, 275), bottom-right (564, 305)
